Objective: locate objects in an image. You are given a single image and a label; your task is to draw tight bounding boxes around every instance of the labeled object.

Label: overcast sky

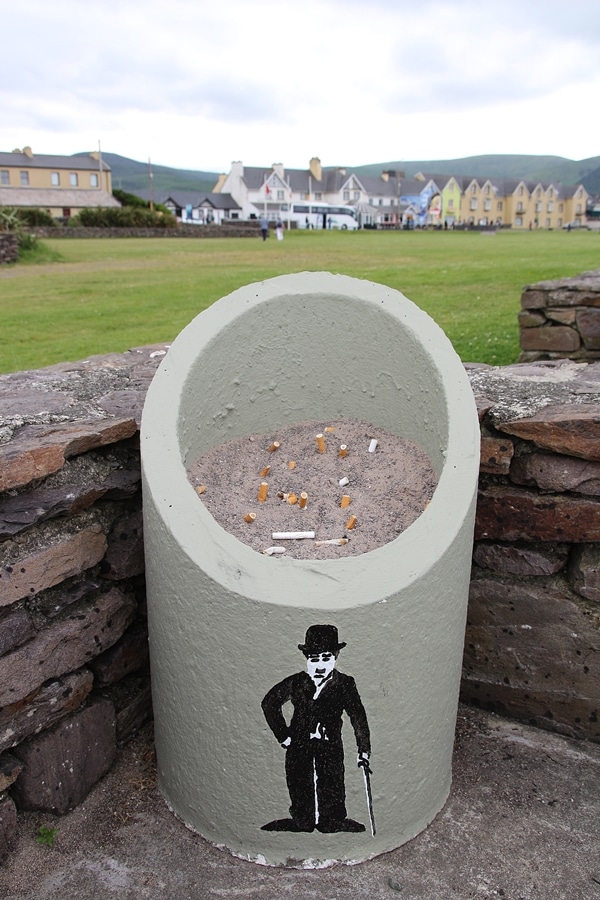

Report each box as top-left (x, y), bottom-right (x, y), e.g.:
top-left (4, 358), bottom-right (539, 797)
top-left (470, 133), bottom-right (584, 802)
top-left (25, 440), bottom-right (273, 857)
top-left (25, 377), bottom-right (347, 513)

top-left (3, 0), bottom-right (599, 173)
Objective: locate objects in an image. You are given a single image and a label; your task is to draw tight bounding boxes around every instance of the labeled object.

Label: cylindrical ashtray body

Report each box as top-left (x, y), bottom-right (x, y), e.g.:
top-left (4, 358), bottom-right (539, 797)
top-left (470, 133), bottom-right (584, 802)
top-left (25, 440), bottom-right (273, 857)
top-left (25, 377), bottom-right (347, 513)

top-left (142, 272), bottom-right (480, 868)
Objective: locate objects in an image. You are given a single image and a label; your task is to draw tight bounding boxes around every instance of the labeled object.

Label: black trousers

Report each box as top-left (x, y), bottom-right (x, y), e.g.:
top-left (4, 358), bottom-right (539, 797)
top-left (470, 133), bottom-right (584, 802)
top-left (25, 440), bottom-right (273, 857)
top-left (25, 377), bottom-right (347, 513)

top-left (285, 739), bottom-right (346, 828)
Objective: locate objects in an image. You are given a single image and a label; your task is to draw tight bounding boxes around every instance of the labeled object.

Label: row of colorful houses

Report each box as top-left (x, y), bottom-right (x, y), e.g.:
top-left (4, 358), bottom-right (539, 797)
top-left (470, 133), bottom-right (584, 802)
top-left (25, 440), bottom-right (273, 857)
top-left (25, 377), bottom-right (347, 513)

top-left (0, 148), bottom-right (591, 230)
top-left (215, 157), bottom-right (590, 230)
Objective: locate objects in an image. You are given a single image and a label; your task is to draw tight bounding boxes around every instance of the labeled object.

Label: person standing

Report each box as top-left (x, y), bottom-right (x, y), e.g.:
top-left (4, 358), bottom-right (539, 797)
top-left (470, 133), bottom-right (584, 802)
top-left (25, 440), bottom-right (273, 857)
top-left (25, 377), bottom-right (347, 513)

top-left (275, 217), bottom-right (284, 241)
top-left (261, 624), bottom-right (371, 833)
top-left (259, 216), bottom-right (269, 241)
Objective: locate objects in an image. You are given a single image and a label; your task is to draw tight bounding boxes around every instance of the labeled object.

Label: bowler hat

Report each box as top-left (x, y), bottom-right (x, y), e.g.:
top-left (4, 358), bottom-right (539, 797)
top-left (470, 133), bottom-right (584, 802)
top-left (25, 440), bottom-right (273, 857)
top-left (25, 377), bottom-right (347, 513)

top-left (298, 624), bottom-right (346, 655)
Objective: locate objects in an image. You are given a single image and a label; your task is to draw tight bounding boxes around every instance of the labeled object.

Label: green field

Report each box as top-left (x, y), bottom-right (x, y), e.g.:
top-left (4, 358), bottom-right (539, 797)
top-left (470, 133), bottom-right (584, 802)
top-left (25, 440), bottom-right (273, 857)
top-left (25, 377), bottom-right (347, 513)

top-left (1, 229), bottom-right (598, 374)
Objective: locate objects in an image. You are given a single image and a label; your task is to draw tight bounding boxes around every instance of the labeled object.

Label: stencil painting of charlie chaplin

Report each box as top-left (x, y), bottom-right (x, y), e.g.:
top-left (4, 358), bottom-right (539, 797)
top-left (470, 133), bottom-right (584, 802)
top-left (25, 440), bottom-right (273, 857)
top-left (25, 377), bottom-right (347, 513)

top-left (261, 624), bottom-right (372, 833)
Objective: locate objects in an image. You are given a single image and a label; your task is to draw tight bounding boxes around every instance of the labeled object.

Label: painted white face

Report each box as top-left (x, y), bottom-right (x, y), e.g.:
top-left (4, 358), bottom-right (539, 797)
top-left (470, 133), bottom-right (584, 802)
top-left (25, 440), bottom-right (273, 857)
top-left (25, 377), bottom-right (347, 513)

top-left (306, 651), bottom-right (336, 682)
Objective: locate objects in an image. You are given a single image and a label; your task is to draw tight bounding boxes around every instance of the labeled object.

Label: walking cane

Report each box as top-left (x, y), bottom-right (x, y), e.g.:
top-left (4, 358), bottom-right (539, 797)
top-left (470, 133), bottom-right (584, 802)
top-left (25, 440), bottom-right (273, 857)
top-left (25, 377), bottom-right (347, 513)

top-left (359, 760), bottom-right (376, 836)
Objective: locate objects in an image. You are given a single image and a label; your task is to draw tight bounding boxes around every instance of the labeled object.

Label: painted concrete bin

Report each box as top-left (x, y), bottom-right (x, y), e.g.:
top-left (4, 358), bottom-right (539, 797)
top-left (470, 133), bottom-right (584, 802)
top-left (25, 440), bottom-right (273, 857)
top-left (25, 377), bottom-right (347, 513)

top-left (141, 272), bottom-right (480, 867)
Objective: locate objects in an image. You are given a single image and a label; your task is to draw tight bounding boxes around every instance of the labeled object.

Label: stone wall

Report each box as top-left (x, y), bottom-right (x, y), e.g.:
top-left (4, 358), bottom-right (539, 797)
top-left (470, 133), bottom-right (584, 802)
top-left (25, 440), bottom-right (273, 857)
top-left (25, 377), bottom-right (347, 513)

top-left (0, 234), bottom-right (18, 265)
top-left (27, 222), bottom-right (263, 240)
top-left (519, 268), bottom-right (600, 361)
top-left (1, 342), bottom-right (599, 858)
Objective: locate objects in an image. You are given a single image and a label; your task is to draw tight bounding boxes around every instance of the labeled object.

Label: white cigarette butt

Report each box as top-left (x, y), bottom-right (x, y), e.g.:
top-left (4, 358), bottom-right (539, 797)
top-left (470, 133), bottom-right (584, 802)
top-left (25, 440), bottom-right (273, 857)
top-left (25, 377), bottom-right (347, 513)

top-left (272, 531), bottom-right (315, 540)
top-left (338, 476), bottom-right (349, 487)
top-left (263, 546), bottom-right (286, 555)
top-left (368, 439), bottom-right (378, 453)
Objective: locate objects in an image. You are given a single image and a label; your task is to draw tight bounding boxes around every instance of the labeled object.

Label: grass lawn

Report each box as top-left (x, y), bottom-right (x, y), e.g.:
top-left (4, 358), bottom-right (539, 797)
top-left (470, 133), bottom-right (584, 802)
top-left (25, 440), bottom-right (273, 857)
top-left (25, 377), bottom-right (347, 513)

top-left (1, 228), bottom-right (598, 374)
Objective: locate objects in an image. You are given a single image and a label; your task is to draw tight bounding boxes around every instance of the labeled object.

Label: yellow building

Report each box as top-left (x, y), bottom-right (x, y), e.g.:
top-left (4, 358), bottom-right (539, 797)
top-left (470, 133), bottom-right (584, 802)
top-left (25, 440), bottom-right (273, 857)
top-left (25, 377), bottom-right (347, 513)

top-left (0, 147), bottom-right (119, 218)
top-left (435, 174), bottom-right (588, 230)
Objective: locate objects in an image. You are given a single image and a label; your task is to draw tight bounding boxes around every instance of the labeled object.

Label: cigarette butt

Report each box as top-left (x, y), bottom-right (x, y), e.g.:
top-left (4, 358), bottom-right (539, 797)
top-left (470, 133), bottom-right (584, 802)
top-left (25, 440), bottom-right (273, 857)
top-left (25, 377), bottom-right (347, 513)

top-left (288, 460), bottom-right (297, 470)
top-left (324, 426), bottom-right (336, 433)
top-left (195, 484), bottom-right (207, 495)
top-left (340, 495), bottom-right (351, 508)
top-left (338, 476), bottom-right (349, 487)
top-left (346, 514), bottom-right (357, 530)
top-left (314, 538), bottom-right (349, 546)
top-left (268, 441), bottom-right (280, 452)
top-left (316, 433), bottom-right (326, 453)
top-left (287, 493), bottom-right (298, 505)
top-left (243, 512), bottom-right (256, 523)
top-left (263, 546), bottom-right (286, 556)
top-left (277, 491), bottom-right (289, 501)
top-left (259, 465), bottom-right (271, 477)
top-left (368, 438), bottom-right (378, 453)
top-left (272, 531), bottom-right (315, 540)
top-left (339, 445), bottom-right (347, 458)
top-left (299, 492), bottom-right (308, 509)
top-left (258, 481), bottom-right (269, 502)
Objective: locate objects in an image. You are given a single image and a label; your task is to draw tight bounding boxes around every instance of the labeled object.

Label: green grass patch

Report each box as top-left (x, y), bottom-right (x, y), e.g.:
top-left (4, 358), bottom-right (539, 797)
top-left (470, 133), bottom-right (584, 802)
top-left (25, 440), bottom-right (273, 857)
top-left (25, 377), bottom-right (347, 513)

top-left (1, 229), bottom-right (598, 374)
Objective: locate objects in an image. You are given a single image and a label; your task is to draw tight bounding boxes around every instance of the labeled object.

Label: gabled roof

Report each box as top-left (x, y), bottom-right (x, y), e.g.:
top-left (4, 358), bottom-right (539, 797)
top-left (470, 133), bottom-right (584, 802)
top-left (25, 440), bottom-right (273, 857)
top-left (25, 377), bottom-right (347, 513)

top-left (158, 191), bottom-right (241, 210)
top-left (0, 151), bottom-right (111, 171)
top-left (0, 187), bottom-right (119, 208)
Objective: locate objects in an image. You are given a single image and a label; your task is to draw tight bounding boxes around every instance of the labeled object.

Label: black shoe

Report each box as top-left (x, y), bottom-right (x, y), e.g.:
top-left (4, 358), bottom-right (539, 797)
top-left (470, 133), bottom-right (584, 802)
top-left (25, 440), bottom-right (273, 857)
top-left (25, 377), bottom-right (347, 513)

top-left (317, 818), bottom-right (365, 833)
top-left (261, 818), bottom-right (315, 832)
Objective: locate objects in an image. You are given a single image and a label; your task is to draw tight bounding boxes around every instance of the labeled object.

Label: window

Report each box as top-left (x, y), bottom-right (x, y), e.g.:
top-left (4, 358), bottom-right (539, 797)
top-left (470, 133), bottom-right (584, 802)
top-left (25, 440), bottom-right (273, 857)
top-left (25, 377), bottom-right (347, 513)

top-left (51, 172), bottom-right (60, 186)
top-left (546, 218), bottom-right (551, 228)
top-left (517, 202), bottom-right (524, 213)
top-left (485, 185), bottom-right (490, 195)
top-left (447, 199), bottom-right (454, 209)
top-left (559, 203), bottom-right (564, 213)
top-left (497, 201), bottom-right (503, 211)
top-left (343, 190), bottom-right (349, 201)
top-left (535, 202), bottom-right (542, 212)
top-left (470, 199), bottom-right (477, 210)
top-left (548, 202), bottom-right (554, 212)
top-left (515, 216), bottom-right (523, 226)
top-left (576, 204), bottom-right (582, 214)
top-left (69, 173), bottom-right (78, 186)
top-left (484, 200), bottom-right (491, 211)
top-left (20, 171), bottom-right (29, 186)
top-left (471, 184), bottom-right (476, 194)
top-left (558, 218), bottom-right (563, 227)
top-left (353, 191), bottom-right (359, 200)
top-left (518, 186), bottom-right (523, 196)
top-left (62, 208), bottom-right (71, 217)
top-left (90, 173), bottom-right (98, 187)
top-left (0, 170), bottom-right (9, 185)
top-left (276, 190), bottom-right (284, 201)
top-left (314, 192), bottom-right (322, 201)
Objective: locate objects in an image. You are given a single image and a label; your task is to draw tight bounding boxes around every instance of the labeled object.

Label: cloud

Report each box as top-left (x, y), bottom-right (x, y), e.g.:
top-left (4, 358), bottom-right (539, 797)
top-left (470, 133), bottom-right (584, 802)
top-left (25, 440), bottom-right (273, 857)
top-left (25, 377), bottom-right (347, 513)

top-left (2, 0), bottom-right (600, 168)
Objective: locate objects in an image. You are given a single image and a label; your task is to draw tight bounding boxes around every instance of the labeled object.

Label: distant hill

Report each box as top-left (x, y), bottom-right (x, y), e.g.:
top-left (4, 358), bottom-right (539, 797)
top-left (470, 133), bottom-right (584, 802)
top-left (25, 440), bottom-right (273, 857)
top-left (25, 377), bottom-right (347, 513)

top-left (74, 152), bottom-right (219, 194)
top-left (75, 151), bottom-right (600, 195)
top-left (351, 154), bottom-right (600, 190)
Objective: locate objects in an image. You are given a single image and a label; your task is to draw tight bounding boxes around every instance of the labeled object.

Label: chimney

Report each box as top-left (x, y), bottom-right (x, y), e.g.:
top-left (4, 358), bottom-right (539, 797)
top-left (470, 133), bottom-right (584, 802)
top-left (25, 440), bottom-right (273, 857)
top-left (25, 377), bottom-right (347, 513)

top-left (23, 146), bottom-right (33, 158)
top-left (272, 163), bottom-right (285, 180)
top-left (309, 157), bottom-right (322, 182)
top-left (381, 172), bottom-right (389, 182)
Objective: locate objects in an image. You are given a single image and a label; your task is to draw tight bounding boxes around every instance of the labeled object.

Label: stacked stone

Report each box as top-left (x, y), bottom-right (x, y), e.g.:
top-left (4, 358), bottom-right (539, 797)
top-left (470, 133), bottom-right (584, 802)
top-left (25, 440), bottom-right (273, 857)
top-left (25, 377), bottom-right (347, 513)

top-left (0, 234), bottom-right (18, 265)
top-left (25, 223), bottom-right (262, 240)
top-left (519, 269), bottom-right (600, 361)
top-left (466, 359), bottom-right (600, 743)
top-left (0, 345), bottom-right (167, 860)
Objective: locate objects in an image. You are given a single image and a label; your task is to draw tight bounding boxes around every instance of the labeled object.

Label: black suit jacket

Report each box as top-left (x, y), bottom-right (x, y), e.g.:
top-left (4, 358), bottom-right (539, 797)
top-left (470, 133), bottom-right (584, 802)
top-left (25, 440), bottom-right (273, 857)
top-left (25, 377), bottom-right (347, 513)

top-left (262, 669), bottom-right (370, 755)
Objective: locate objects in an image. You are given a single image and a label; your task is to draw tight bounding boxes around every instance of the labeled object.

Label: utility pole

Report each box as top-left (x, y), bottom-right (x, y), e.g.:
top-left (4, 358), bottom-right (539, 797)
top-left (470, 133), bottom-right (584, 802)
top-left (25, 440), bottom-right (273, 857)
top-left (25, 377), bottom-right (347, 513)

top-left (148, 157), bottom-right (154, 211)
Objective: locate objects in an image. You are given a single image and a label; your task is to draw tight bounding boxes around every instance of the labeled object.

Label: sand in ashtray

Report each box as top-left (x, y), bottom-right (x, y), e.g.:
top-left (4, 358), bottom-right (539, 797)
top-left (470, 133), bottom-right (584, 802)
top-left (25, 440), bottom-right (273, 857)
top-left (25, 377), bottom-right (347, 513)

top-left (187, 419), bottom-right (439, 560)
